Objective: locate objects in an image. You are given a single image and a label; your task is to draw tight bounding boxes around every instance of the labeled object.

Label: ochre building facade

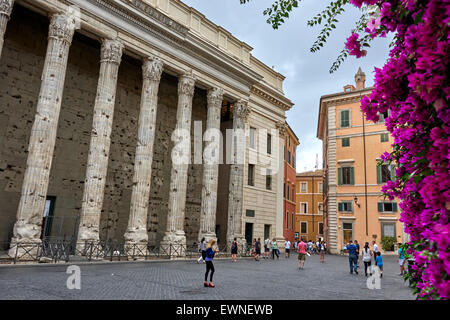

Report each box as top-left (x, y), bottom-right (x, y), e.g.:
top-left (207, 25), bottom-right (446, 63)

top-left (317, 68), bottom-right (406, 254)
top-left (295, 170), bottom-right (324, 242)
top-left (283, 122), bottom-right (298, 243)
top-left (0, 0), bottom-right (293, 254)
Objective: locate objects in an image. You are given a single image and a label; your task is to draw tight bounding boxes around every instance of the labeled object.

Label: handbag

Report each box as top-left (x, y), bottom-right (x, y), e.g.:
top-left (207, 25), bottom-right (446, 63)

top-left (276, 249), bottom-right (280, 255)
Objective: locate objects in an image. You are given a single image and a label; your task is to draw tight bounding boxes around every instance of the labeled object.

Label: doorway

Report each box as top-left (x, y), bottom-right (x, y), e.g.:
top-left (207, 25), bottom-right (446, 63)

top-left (245, 223), bottom-right (253, 248)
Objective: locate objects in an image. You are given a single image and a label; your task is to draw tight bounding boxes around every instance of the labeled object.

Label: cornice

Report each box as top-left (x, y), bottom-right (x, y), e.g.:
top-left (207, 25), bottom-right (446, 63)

top-left (251, 85), bottom-right (292, 112)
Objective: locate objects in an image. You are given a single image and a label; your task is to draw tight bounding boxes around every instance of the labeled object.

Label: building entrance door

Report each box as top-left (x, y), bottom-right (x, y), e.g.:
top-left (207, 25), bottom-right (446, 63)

top-left (245, 223), bottom-right (253, 249)
top-left (343, 222), bottom-right (353, 247)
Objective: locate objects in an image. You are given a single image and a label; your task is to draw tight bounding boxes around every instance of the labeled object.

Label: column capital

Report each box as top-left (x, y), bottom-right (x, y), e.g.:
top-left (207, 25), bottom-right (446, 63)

top-left (178, 70), bottom-right (195, 97)
top-left (275, 120), bottom-right (287, 136)
top-left (233, 99), bottom-right (251, 122)
top-left (142, 56), bottom-right (164, 81)
top-left (48, 13), bottom-right (76, 43)
top-left (206, 87), bottom-right (224, 107)
top-left (100, 39), bottom-right (123, 65)
top-left (0, 0), bottom-right (13, 18)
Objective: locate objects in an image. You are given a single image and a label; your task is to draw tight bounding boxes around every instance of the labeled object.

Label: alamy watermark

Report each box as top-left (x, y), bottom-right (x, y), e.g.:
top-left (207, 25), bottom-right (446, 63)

top-left (366, 266), bottom-right (381, 290)
top-left (66, 265), bottom-right (81, 290)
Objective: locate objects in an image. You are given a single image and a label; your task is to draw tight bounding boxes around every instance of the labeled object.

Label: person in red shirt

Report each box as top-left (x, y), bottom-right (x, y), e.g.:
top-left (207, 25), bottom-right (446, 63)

top-left (297, 237), bottom-right (307, 269)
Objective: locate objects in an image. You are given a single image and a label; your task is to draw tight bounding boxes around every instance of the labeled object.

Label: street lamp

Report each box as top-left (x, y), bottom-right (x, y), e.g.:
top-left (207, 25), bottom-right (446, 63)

top-left (354, 196), bottom-right (361, 208)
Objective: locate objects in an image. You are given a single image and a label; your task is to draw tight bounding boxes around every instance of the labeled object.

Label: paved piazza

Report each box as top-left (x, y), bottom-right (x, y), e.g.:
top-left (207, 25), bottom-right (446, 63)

top-left (0, 253), bottom-right (414, 300)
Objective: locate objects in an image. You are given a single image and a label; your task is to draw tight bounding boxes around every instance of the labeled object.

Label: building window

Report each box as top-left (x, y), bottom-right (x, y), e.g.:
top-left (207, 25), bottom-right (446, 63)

top-left (377, 164), bottom-right (394, 184)
top-left (378, 111), bottom-right (389, 123)
top-left (318, 222), bottom-right (324, 235)
top-left (287, 185), bottom-right (290, 200)
top-left (380, 133), bottom-right (389, 142)
top-left (292, 187), bottom-right (295, 202)
top-left (266, 169), bottom-right (272, 190)
top-left (300, 222), bottom-right (307, 234)
top-left (300, 182), bottom-right (307, 193)
top-left (318, 182), bottom-right (323, 193)
top-left (338, 167), bottom-right (354, 185)
top-left (300, 203), bottom-right (308, 214)
top-left (381, 223), bottom-right (396, 238)
top-left (292, 156), bottom-right (295, 168)
top-left (248, 164), bottom-right (255, 186)
top-left (342, 137), bottom-right (350, 147)
top-left (264, 224), bottom-right (271, 240)
top-left (267, 133), bottom-right (272, 154)
top-left (378, 202), bottom-right (398, 213)
top-left (288, 150), bottom-right (291, 164)
top-left (340, 109), bottom-right (351, 128)
top-left (318, 202), bottom-right (323, 213)
top-left (338, 201), bottom-right (353, 213)
top-left (246, 209), bottom-right (255, 217)
top-left (286, 211), bottom-right (289, 229)
top-left (283, 183), bottom-right (285, 198)
top-left (249, 127), bottom-right (256, 149)
top-left (292, 214), bottom-right (295, 231)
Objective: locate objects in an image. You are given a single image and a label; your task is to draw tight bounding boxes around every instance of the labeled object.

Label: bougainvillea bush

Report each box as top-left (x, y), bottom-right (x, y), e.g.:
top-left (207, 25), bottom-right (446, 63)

top-left (346, 0), bottom-right (449, 299)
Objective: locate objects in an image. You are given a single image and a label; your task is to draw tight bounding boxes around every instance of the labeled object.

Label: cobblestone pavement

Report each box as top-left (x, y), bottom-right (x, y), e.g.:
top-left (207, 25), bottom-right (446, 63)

top-left (0, 253), bottom-right (415, 300)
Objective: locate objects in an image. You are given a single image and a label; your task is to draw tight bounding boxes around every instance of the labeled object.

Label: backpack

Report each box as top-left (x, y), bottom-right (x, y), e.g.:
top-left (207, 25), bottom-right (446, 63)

top-left (231, 241), bottom-right (237, 251)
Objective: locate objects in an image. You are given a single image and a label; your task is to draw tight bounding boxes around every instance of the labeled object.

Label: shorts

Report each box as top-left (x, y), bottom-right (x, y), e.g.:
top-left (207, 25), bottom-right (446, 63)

top-left (399, 258), bottom-right (405, 266)
top-left (231, 249), bottom-right (237, 254)
top-left (256, 249), bottom-right (261, 255)
top-left (285, 248), bottom-right (290, 253)
top-left (298, 253), bottom-right (306, 261)
top-left (264, 247), bottom-right (269, 252)
top-left (377, 265), bottom-right (383, 271)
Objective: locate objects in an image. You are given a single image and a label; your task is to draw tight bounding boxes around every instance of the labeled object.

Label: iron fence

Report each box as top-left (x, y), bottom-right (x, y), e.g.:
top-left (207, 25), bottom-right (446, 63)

top-left (0, 240), bottom-right (253, 265)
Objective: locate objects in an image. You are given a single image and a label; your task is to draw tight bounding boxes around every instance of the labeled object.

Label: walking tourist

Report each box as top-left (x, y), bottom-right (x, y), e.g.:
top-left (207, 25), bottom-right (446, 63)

top-left (362, 242), bottom-right (372, 277)
top-left (285, 238), bottom-right (291, 258)
top-left (271, 238), bottom-right (279, 259)
top-left (254, 238), bottom-right (261, 261)
top-left (297, 237), bottom-right (307, 269)
top-left (197, 237), bottom-right (206, 263)
top-left (398, 243), bottom-right (406, 276)
top-left (231, 237), bottom-right (238, 262)
top-left (354, 240), bottom-right (360, 269)
top-left (320, 241), bottom-right (326, 263)
top-left (376, 251), bottom-right (384, 278)
top-left (264, 238), bottom-right (270, 259)
top-left (372, 240), bottom-right (379, 265)
top-left (315, 240), bottom-right (320, 254)
top-left (203, 239), bottom-right (218, 288)
top-left (345, 240), bottom-right (358, 275)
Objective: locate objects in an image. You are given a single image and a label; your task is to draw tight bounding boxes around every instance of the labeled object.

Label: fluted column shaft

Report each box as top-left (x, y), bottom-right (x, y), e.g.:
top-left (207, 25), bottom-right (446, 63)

top-left (162, 72), bottom-right (195, 247)
top-left (10, 14), bottom-right (76, 247)
top-left (0, 0), bottom-right (14, 59)
top-left (77, 39), bottom-right (123, 243)
top-left (275, 121), bottom-right (287, 251)
top-left (124, 57), bottom-right (163, 247)
top-left (198, 88), bottom-right (223, 242)
top-left (226, 100), bottom-right (250, 248)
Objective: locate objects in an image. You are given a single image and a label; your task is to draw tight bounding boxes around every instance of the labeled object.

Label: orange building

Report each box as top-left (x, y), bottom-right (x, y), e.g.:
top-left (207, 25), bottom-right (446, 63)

top-left (317, 68), bottom-right (407, 254)
top-left (295, 170), bottom-right (324, 242)
top-left (283, 122), bottom-right (299, 243)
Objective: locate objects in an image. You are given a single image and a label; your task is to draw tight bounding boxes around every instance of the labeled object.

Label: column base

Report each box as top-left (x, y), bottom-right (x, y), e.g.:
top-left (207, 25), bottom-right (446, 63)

top-left (160, 231), bottom-right (186, 258)
top-left (227, 234), bottom-right (247, 254)
top-left (198, 232), bottom-right (217, 244)
top-left (75, 225), bottom-right (101, 258)
top-left (124, 228), bottom-right (148, 258)
top-left (8, 237), bottom-right (41, 261)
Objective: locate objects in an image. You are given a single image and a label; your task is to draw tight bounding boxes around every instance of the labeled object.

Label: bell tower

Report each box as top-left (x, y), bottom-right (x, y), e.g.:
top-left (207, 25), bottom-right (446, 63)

top-left (355, 67), bottom-right (366, 90)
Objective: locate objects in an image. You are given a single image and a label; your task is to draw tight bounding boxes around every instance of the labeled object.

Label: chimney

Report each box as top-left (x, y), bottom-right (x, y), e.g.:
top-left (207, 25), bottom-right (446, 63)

top-left (355, 67), bottom-right (366, 90)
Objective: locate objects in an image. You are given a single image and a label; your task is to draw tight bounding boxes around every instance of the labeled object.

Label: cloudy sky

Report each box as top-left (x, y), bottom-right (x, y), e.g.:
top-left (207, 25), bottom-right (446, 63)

top-left (184, 0), bottom-right (392, 172)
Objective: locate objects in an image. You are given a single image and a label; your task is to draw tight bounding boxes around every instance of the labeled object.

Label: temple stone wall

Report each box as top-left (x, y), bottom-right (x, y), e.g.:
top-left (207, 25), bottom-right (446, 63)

top-left (0, 5), bottom-right (207, 247)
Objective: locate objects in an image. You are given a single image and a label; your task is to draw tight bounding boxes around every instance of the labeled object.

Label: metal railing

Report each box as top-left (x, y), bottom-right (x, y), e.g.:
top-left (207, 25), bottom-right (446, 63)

top-left (0, 240), bottom-right (253, 265)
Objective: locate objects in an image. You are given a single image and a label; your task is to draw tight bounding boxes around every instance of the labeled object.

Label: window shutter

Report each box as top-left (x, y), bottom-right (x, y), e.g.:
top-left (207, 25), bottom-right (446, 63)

top-left (350, 167), bottom-right (354, 185)
top-left (338, 168), bottom-right (343, 185)
top-left (377, 165), bottom-right (382, 184)
top-left (350, 202), bottom-right (354, 213)
top-left (393, 202), bottom-right (398, 212)
top-left (378, 202), bottom-right (384, 212)
top-left (338, 202), bottom-right (343, 211)
top-left (390, 165), bottom-right (395, 181)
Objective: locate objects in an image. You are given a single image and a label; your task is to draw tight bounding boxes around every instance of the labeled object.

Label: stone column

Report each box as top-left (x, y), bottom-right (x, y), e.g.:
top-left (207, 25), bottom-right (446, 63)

top-left (275, 121), bottom-right (287, 251)
top-left (0, 0), bottom-right (13, 59)
top-left (198, 87), bottom-right (224, 243)
top-left (226, 99), bottom-right (250, 250)
top-left (77, 39), bottom-right (123, 247)
top-left (160, 71), bottom-right (195, 255)
top-left (9, 13), bottom-right (76, 254)
top-left (124, 57), bottom-right (163, 252)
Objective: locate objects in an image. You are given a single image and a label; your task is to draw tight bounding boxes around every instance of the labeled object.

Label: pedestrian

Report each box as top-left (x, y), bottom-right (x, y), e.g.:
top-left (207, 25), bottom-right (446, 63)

top-left (271, 238), bottom-right (279, 259)
top-left (372, 240), bottom-right (379, 265)
top-left (203, 238), bottom-right (219, 288)
top-left (255, 238), bottom-right (261, 261)
top-left (231, 237), bottom-right (238, 262)
top-left (307, 240), bottom-right (313, 254)
top-left (376, 251), bottom-right (383, 278)
top-left (354, 240), bottom-right (360, 269)
top-left (285, 238), bottom-right (291, 258)
top-left (320, 241), bottom-right (326, 263)
top-left (397, 243), bottom-right (406, 276)
top-left (362, 242), bottom-right (372, 277)
top-left (297, 237), bottom-right (307, 269)
top-left (316, 240), bottom-right (320, 254)
top-left (264, 238), bottom-right (270, 259)
top-left (345, 240), bottom-right (358, 275)
top-left (251, 238), bottom-right (256, 258)
top-left (197, 237), bottom-right (206, 264)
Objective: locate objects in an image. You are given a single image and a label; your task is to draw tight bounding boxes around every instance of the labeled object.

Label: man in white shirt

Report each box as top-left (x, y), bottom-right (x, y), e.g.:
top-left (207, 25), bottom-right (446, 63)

top-left (372, 240), bottom-right (379, 264)
top-left (285, 239), bottom-right (291, 258)
top-left (264, 238), bottom-right (271, 259)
